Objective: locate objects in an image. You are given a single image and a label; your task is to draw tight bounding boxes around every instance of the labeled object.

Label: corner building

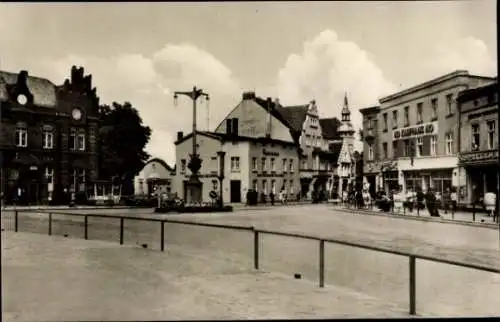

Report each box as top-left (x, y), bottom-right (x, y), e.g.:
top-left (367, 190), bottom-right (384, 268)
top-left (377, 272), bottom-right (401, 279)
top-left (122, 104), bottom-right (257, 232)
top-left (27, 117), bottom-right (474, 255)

top-left (372, 70), bottom-right (495, 195)
top-left (457, 81), bottom-right (498, 204)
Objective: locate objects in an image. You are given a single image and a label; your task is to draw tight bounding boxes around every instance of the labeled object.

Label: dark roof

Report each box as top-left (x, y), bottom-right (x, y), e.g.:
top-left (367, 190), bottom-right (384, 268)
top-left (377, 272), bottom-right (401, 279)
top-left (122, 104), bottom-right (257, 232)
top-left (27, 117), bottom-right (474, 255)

top-left (457, 81), bottom-right (498, 103)
top-left (319, 118), bottom-right (342, 140)
top-left (359, 106), bottom-right (380, 115)
top-left (174, 130), bottom-right (297, 147)
top-left (145, 158), bottom-right (174, 172)
top-left (0, 70), bottom-right (57, 107)
top-left (275, 105), bottom-right (309, 133)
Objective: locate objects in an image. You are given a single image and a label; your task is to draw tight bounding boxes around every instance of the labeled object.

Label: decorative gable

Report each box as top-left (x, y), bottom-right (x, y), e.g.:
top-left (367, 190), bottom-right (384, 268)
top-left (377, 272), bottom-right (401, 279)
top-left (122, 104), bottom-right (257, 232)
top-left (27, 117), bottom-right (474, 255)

top-left (338, 141), bottom-right (352, 164)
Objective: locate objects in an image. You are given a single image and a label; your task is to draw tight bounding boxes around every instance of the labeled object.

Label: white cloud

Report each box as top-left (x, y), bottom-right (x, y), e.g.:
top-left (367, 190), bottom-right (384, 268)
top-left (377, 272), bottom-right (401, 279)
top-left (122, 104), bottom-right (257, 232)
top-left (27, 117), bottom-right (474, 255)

top-left (275, 29), bottom-right (397, 151)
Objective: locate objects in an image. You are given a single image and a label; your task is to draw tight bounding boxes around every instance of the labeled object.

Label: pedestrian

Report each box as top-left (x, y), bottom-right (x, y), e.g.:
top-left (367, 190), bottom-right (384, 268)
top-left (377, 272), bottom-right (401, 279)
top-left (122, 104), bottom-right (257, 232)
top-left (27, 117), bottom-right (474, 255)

top-left (425, 188), bottom-right (440, 217)
top-left (278, 189), bottom-right (286, 205)
top-left (269, 191), bottom-right (275, 206)
top-left (416, 187), bottom-right (425, 212)
top-left (450, 188), bottom-right (458, 214)
top-left (393, 185), bottom-right (405, 214)
top-left (484, 191), bottom-right (496, 218)
top-left (443, 188), bottom-right (451, 214)
top-left (405, 187), bottom-right (415, 213)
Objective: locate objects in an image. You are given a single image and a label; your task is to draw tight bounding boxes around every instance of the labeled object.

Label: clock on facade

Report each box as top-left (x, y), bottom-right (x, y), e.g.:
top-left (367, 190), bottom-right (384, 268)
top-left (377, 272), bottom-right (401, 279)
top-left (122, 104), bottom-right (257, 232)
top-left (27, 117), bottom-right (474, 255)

top-left (17, 94), bottom-right (28, 105)
top-left (72, 108), bottom-right (82, 120)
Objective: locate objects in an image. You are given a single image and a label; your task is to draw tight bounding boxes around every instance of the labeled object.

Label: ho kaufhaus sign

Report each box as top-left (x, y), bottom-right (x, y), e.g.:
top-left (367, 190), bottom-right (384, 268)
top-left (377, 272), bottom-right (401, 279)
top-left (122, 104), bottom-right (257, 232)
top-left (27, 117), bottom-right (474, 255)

top-left (393, 121), bottom-right (438, 140)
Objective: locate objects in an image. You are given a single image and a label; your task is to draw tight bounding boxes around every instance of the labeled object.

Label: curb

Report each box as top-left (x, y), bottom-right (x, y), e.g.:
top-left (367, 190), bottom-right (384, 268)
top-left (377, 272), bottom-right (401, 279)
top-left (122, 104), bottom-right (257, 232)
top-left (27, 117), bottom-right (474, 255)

top-left (333, 207), bottom-right (499, 230)
top-left (232, 202), bottom-right (322, 212)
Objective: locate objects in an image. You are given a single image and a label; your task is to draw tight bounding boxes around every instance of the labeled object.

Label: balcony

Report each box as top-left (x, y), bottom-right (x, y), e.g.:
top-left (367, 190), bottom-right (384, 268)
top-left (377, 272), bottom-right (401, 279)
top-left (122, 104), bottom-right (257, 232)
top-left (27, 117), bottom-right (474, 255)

top-left (364, 128), bottom-right (375, 141)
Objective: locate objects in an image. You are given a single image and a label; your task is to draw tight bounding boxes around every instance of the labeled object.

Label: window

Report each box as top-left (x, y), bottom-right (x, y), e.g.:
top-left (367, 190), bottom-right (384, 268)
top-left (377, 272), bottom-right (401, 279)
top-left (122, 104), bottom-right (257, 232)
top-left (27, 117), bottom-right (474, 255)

top-left (383, 113), bottom-right (388, 131)
top-left (78, 169), bottom-right (86, 192)
top-left (289, 159), bottom-right (294, 172)
top-left (270, 158), bottom-right (275, 171)
top-left (252, 180), bottom-right (258, 191)
top-left (77, 133), bottom-right (86, 151)
top-left (367, 118), bottom-right (373, 130)
top-left (69, 128), bottom-right (77, 150)
top-left (416, 137), bottom-right (423, 157)
top-left (382, 142), bottom-right (388, 159)
top-left (261, 157), bottom-right (267, 171)
top-left (392, 141), bottom-right (398, 158)
top-left (282, 179), bottom-right (287, 191)
top-left (446, 94), bottom-right (453, 115)
top-left (230, 157), bottom-right (240, 172)
top-left (417, 103), bottom-right (423, 123)
top-left (368, 143), bottom-right (374, 161)
top-left (301, 159), bottom-right (307, 170)
top-left (45, 166), bottom-right (54, 185)
top-left (392, 110), bottom-right (398, 129)
top-left (271, 180), bottom-right (276, 194)
top-left (430, 136), bottom-right (437, 156)
top-left (471, 124), bottom-right (480, 151)
top-left (138, 179), bottom-right (144, 194)
top-left (305, 135), bottom-right (311, 146)
top-left (15, 123), bottom-right (28, 147)
top-left (404, 106), bottom-right (409, 126)
top-left (252, 157), bottom-right (257, 171)
top-left (42, 128), bottom-right (54, 149)
top-left (290, 180), bottom-right (295, 194)
top-left (282, 158), bottom-right (287, 172)
top-left (487, 121), bottom-right (496, 149)
top-left (403, 139), bottom-right (411, 157)
top-left (180, 159), bottom-right (186, 173)
top-left (431, 98), bottom-right (438, 120)
top-left (445, 132), bottom-right (454, 155)
top-left (262, 180), bottom-right (267, 194)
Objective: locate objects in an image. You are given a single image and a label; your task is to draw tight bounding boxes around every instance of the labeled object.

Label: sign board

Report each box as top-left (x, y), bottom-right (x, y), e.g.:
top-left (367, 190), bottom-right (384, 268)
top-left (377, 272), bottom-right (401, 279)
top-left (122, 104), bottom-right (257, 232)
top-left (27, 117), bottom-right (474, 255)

top-left (393, 121), bottom-right (438, 140)
top-left (29, 166), bottom-right (38, 171)
top-left (459, 149), bottom-right (499, 163)
top-left (209, 190), bottom-right (218, 199)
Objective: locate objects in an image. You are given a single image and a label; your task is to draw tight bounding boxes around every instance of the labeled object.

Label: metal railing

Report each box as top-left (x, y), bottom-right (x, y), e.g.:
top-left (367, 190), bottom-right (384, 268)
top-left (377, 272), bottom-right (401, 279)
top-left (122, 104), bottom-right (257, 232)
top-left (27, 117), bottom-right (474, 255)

top-left (7, 209), bottom-right (500, 316)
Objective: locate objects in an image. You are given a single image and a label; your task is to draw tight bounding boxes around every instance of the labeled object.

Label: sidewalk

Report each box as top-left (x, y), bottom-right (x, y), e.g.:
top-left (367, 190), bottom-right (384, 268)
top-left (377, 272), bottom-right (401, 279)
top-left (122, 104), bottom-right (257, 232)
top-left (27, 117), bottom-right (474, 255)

top-left (333, 204), bottom-right (499, 229)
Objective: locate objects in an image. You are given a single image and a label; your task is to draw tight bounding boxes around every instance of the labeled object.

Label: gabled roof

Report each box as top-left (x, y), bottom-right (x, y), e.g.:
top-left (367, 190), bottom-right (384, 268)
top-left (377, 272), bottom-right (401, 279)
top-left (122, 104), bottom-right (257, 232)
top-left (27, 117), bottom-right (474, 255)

top-left (144, 158), bottom-right (174, 172)
top-left (0, 70), bottom-right (57, 107)
top-left (174, 130), bottom-right (297, 147)
top-left (275, 105), bottom-right (309, 133)
top-left (319, 117), bottom-right (342, 140)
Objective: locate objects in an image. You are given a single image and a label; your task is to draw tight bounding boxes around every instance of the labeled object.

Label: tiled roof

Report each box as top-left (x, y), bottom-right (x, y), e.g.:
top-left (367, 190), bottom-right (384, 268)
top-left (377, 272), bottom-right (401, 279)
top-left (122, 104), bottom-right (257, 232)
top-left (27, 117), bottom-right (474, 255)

top-left (145, 158), bottom-right (175, 172)
top-left (275, 105), bottom-right (309, 133)
top-left (319, 117), bottom-right (342, 140)
top-left (0, 70), bottom-right (57, 107)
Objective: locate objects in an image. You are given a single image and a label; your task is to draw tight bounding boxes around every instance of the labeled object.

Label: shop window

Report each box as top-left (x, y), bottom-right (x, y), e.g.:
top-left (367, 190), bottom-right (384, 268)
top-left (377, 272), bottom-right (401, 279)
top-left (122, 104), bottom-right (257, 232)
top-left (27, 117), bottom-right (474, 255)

top-left (445, 132), bottom-right (454, 155)
top-left (180, 159), bottom-right (186, 174)
top-left (42, 126), bottom-right (54, 149)
top-left (416, 103), bottom-right (423, 123)
top-left (416, 138), bottom-right (423, 157)
top-left (446, 94), bottom-right (453, 115)
top-left (45, 166), bottom-right (54, 185)
top-left (78, 169), bottom-right (86, 192)
top-left (471, 124), bottom-right (480, 151)
top-left (487, 121), bottom-right (496, 149)
top-left (252, 180), bottom-right (258, 191)
top-left (289, 159), bottom-right (294, 172)
top-left (430, 136), bottom-right (437, 156)
top-left (383, 113), bottom-right (388, 131)
top-left (252, 157), bottom-right (257, 171)
top-left (382, 142), bottom-right (388, 159)
top-left (431, 98), bottom-right (438, 120)
top-left (392, 110), bottom-right (398, 129)
top-left (290, 180), bottom-right (294, 194)
top-left (230, 156), bottom-right (240, 172)
top-left (15, 123), bottom-right (28, 147)
top-left (404, 106), bottom-right (409, 126)
top-left (368, 143), bottom-right (374, 161)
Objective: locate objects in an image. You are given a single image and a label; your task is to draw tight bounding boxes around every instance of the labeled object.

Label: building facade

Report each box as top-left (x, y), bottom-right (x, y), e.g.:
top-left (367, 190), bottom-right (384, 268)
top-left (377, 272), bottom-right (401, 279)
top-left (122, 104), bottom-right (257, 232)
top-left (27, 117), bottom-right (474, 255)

top-left (0, 67), bottom-right (100, 205)
top-left (133, 158), bottom-right (175, 197)
top-left (363, 70), bottom-right (496, 196)
top-left (360, 105), bottom-right (381, 196)
top-left (457, 81), bottom-right (498, 204)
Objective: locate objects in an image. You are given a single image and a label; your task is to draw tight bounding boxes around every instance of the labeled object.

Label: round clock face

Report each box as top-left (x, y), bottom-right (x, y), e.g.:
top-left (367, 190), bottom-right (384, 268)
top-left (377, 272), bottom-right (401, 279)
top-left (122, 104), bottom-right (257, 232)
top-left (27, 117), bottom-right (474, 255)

top-left (17, 94), bottom-right (28, 105)
top-left (72, 108), bottom-right (82, 120)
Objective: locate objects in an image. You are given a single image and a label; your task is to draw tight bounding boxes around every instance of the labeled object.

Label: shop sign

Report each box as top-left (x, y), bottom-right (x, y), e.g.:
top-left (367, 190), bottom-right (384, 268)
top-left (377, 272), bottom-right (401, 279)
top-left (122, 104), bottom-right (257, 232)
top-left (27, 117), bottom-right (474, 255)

top-left (263, 149), bottom-right (279, 157)
top-left (393, 121), bottom-right (438, 140)
top-left (459, 150), bottom-right (499, 163)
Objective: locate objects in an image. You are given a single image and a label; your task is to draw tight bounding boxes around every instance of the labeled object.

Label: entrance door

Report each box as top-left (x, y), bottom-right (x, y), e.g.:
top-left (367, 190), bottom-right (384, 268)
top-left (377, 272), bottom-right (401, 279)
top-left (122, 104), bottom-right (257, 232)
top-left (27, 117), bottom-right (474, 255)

top-left (230, 180), bottom-right (241, 203)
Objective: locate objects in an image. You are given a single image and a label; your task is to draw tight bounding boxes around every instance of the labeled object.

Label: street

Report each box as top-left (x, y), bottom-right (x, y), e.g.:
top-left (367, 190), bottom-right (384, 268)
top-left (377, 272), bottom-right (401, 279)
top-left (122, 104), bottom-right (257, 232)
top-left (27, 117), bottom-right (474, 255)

top-left (2, 204), bottom-right (500, 317)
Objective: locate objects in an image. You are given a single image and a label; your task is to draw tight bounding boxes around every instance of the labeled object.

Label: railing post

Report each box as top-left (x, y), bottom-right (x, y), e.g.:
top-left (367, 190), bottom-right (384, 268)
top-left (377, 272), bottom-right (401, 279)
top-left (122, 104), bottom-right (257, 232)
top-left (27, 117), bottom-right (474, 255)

top-left (319, 239), bottom-right (325, 288)
top-left (84, 215), bottom-right (88, 240)
top-left (253, 228), bottom-right (259, 270)
top-left (409, 255), bottom-right (416, 316)
top-left (472, 203), bottom-right (476, 222)
top-left (14, 210), bottom-right (18, 232)
top-left (160, 221), bottom-right (165, 252)
top-left (48, 213), bottom-right (52, 236)
top-left (119, 217), bottom-right (124, 245)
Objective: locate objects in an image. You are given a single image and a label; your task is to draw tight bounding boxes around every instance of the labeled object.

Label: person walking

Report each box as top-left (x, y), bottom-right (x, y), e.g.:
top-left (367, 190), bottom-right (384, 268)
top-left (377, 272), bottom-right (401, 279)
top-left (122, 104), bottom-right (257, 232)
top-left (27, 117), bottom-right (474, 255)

top-left (392, 185), bottom-right (405, 214)
top-left (425, 188), bottom-right (440, 217)
top-left (450, 188), bottom-right (458, 214)
top-left (443, 188), bottom-right (451, 214)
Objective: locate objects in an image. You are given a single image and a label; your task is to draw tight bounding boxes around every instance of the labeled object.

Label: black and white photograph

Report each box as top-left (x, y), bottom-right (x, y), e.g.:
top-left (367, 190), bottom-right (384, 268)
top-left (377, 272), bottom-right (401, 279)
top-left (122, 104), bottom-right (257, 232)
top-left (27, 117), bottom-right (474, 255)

top-left (1, 1), bottom-right (499, 320)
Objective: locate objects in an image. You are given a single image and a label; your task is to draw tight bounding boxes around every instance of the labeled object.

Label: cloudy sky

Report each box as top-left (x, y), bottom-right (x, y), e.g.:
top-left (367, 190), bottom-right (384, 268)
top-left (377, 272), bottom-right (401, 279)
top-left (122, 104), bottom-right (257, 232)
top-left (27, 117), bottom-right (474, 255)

top-left (0, 1), bottom-right (496, 166)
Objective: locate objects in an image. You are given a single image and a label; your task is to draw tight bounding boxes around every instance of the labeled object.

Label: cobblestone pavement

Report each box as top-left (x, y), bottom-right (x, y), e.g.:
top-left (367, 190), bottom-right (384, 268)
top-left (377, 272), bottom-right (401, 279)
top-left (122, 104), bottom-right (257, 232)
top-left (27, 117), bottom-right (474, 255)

top-left (2, 232), bottom-right (408, 321)
top-left (2, 205), bottom-right (500, 317)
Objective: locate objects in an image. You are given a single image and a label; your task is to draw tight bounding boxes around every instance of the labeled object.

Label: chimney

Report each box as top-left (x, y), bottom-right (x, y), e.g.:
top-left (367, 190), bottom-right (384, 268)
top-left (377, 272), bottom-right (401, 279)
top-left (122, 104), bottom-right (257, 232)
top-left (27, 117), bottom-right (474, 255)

top-left (177, 131), bottom-right (183, 141)
top-left (226, 119), bottom-right (232, 135)
top-left (232, 118), bottom-right (239, 136)
top-left (242, 91), bottom-right (256, 100)
top-left (266, 97), bottom-right (272, 138)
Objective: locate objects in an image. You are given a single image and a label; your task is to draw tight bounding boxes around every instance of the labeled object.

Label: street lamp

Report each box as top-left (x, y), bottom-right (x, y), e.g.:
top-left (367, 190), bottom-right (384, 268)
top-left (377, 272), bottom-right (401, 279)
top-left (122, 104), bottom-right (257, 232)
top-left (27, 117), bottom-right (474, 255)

top-left (173, 87), bottom-right (210, 204)
top-left (217, 151), bottom-right (226, 208)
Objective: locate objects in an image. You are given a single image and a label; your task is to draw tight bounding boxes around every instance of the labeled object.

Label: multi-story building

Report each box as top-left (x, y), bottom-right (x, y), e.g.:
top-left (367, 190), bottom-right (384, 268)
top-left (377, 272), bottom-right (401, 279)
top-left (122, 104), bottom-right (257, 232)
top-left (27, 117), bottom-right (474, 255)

top-left (133, 158), bottom-right (175, 197)
top-left (457, 81), bottom-right (498, 205)
top-left (365, 70), bottom-right (495, 196)
top-left (0, 67), bottom-right (101, 205)
top-left (173, 92), bottom-right (300, 203)
top-left (360, 105), bottom-right (381, 196)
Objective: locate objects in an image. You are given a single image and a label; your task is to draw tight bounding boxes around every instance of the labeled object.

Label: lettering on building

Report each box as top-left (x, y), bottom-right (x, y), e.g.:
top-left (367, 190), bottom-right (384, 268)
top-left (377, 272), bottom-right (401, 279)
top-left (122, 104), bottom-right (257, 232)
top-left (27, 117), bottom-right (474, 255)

top-left (393, 121), bottom-right (438, 140)
top-left (262, 149), bottom-right (279, 156)
top-left (459, 150), bottom-right (499, 163)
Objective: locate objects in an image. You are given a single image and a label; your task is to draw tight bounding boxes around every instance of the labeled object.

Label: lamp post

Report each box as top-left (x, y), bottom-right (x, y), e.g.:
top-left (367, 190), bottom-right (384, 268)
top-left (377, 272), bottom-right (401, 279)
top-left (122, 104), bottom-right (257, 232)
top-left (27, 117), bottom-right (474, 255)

top-left (174, 87), bottom-right (210, 204)
top-left (217, 151), bottom-right (226, 208)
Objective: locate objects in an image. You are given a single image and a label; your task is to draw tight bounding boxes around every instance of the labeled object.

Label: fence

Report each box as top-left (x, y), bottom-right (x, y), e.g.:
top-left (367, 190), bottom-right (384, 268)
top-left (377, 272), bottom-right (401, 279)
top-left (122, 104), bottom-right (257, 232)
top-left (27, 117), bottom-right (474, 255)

top-left (6, 209), bottom-right (500, 316)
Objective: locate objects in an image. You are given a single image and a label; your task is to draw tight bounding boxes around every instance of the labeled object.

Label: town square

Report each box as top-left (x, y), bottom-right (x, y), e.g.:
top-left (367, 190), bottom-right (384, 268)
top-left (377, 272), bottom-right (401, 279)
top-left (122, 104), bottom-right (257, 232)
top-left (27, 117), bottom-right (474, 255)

top-left (1, 1), bottom-right (499, 320)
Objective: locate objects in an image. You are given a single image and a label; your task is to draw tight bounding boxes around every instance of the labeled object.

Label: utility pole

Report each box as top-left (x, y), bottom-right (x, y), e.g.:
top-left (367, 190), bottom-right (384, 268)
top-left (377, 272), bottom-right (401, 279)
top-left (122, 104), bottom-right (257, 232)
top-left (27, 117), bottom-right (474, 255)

top-left (174, 87), bottom-right (210, 204)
